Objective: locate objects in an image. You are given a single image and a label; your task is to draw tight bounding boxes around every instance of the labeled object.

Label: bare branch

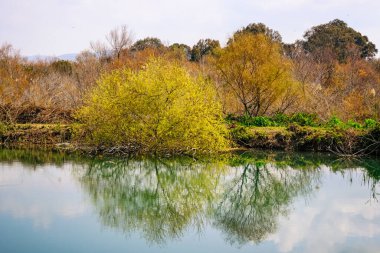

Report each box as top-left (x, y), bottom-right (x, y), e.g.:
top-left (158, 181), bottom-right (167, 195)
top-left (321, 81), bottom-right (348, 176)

top-left (106, 25), bottom-right (134, 59)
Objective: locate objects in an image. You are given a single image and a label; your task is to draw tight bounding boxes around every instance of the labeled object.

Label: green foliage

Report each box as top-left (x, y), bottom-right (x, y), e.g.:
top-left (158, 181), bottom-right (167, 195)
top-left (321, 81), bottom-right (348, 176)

top-left (321, 116), bottom-right (378, 130)
top-left (231, 113), bottom-right (321, 127)
top-left (191, 39), bottom-right (220, 62)
top-left (303, 19), bottom-right (377, 62)
top-left (326, 116), bottom-right (344, 128)
top-left (77, 58), bottom-right (228, 154)
top-left (290, 113), bottom-right (319, 127)
top-left (271, 113), bottom-right (290, 126)
top-left (347, 120), bottom-right (362, 129)
top-left (230, 113), bottom-right (379, 131)
top-left (237, 115), bottom-right (274, 127)
top-left (131, 37), bottom-right (165, 51)
top-left (232, 22), bottom-right (282, 43)
top-left (169, 43), bottom-right (191, 60)
top-left (364, 118), bottom-right (378, 129)
top-left (250, 116), bottom-right (273, 127)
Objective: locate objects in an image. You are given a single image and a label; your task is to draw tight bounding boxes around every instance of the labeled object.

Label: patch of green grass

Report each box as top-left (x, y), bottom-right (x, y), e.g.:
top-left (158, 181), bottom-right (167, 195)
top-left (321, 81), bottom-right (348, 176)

top-left (229, 113), bottom-right (379, 130)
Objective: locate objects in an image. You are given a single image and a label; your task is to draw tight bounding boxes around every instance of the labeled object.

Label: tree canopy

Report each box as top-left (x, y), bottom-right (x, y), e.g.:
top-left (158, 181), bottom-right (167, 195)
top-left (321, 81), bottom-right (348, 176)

top-left (191, 39), bottom-right (220, 62)
top-left (216, 33), bottom-right (299, 116)
top-left (169, 43), bottom-right (192, 60)
top-left (303, 19), bottom-right (377, 62)
top-left (232, 23), bottom-right (282, 43)
top-left (131, 37), bottom-right (165, 51)
top-left (77, 58), bottom-right (228, 154)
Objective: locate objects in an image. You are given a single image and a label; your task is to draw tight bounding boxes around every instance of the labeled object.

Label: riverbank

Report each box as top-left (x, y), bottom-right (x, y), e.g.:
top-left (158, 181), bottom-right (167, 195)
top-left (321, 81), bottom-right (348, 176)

top-left (0, 124), bottom-right (72, 145)
top-left (0, 123), bottom-right (379, 156)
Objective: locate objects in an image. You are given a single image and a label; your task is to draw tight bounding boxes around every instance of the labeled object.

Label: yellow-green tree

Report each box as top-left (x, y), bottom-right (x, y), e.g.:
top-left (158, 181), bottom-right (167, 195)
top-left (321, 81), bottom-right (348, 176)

top-left (216, 33), bottom-right (299, 116)
top-left (77, 58), bottom-right (228, 154)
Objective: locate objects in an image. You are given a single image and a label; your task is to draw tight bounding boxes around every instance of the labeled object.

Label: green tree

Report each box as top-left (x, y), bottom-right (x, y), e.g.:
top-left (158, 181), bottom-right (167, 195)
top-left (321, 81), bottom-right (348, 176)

top-left (232, 22), bottom-right (282, 43)
top-left (131, 37), bottom-right (165, 51)
top-left (216, 33), bottom-right (299, 116)
top-left (169, 43), bottom-right (191, 60)
top-left (303, 19), bottom-right (377, 62)
top-left (77, 58), bottom-right (228, 154)
top-left (191, 39), bottom-right (220, 62)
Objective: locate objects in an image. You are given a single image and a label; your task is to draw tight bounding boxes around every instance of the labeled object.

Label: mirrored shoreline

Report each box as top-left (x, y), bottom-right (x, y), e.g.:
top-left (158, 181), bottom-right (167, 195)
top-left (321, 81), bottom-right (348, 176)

top-left (0, 149), bottom-right (379, 253)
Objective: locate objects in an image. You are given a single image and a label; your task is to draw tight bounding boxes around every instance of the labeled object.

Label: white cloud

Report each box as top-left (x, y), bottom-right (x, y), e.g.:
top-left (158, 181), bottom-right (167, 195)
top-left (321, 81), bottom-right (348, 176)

top-left (266, 169), bottom-right (380, 253)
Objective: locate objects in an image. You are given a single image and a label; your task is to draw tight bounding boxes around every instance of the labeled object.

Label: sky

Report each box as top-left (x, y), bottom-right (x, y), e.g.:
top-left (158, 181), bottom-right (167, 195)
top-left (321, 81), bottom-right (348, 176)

top-left (0, 0), bottom-right (379, 56)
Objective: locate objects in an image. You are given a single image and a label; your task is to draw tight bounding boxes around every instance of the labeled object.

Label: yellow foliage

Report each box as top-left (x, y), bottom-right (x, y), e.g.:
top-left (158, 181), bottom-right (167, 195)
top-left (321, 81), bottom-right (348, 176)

top-left (215, 33), bottom-right (299, 116)
top-left (358, 68), bottom-right (368, 78)
top-left (342, 91), bottom-right (371, 120)
top-left (77, 58), bottom-right (228, 154)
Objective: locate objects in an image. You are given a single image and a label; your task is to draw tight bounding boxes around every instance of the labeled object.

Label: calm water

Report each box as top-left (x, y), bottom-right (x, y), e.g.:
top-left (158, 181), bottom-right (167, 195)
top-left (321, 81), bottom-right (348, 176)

top-left (0, 149), bottom-right (380, 253)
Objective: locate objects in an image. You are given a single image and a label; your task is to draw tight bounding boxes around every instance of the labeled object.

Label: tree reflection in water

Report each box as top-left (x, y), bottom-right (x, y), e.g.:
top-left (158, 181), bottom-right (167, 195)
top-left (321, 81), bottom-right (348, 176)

top-left (57, 150), bottom-right (380, 247)
top-left (213, 158), bottom-right (320, 246)
top-left (78, 154), bottom-right (322, 245)
top-left (1, 148), bottom-right (379, 246)
top-left (79, 157), bottom-right (224, 244)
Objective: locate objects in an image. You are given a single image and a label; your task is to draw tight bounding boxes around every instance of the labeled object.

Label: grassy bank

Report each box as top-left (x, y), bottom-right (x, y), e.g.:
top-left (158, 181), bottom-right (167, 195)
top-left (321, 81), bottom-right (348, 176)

top-left (0, 124), bottom-right (73, 148)
top-left (1, 123), bottom-right (379, 156)
top-left (230, 124), bottom-right (380, 156)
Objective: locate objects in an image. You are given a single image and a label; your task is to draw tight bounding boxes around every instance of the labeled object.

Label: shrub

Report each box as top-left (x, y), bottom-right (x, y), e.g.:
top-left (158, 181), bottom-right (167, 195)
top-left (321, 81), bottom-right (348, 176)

top-left (364, 118), bottom-right (378, 129)
top-left (236, 115), bottom-right (273, 127)
top-left (77, 58), bottom-right (228, 154)
top-left (326, 116), bottom-right (344, 128)
top-left (249, 116), bottom-right (273, 127)
top-left (347, 120), bottom-right (362, 129)
top-left (236, 114), bottom-right (252, 126)
top-left (272, 113), bottom-right (290, 126)
top-left (290, 113), bottom-right (319, 126)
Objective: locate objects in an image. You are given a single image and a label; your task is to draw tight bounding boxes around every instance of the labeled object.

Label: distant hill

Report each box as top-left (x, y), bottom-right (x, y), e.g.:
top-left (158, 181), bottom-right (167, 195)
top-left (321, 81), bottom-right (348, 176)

top-left (27, 53), bottom-right (77, 62)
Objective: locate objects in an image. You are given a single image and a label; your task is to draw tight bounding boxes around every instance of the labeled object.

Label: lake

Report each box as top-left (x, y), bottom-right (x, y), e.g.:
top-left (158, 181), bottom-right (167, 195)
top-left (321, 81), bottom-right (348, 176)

top-left (0, 149), bottom-right (380, 253)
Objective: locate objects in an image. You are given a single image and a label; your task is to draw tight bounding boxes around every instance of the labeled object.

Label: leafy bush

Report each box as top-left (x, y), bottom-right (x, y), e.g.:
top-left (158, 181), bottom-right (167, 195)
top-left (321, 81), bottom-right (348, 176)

top-left (272, 113), bottom-right (290, 126)
top-left (325, 117), bottom-right (378, 129)
top-left (236, 115), bottom-right (273, 127)
top-left (326, 116), bottom-right (344, 128)
top-left (347, 120), bottom-right (362, 129)
top-left (290, 113), bottom-right (319, 126)
top-left (250, 116), bottom-right (273, 127)
top-left (77, 58), bottom-right (228, 154)
top-left (364, 118), bottom-right (378, 129)
top-left (235, 115), bottom-right (253, 126)
top-left (232, 113), bottom-right (321, 127)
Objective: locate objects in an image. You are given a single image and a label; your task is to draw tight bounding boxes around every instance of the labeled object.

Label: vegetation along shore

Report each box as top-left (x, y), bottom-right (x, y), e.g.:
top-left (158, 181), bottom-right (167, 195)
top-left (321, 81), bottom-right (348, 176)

top-left (1, 20), bottom-right (380, 156)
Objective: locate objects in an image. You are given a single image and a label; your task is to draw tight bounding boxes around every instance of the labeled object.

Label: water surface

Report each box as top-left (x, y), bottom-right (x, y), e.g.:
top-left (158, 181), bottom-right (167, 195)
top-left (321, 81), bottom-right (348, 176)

top-left (0, 149), bottom-right (380, 253)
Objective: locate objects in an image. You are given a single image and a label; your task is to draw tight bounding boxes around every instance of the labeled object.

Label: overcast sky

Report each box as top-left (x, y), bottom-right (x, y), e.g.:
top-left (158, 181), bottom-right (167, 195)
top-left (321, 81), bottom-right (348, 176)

top-left (1, 0), bottom-right (379, 56)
